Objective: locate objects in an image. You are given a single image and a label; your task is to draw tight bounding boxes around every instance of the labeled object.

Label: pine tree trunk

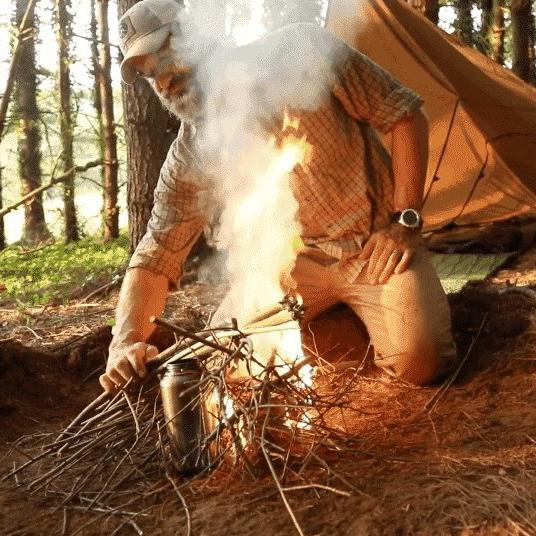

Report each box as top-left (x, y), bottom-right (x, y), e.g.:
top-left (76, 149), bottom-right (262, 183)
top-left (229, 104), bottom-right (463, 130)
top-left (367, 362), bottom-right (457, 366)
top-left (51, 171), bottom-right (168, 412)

top-left (477, 0), bottom-right (493, 54)
top-left (423, 0), bottom-right (439, 24)
top-left (529, 7), bottom-right (536, 84)
top-left (455, 0), bottom-right (474, 45)
top-left (15, 0), bottom-right (49, 246)
top-left (0, 166), bottom-right (5, 250)
top-left (90, 0), bottom-right (107, 240)
top-left (96, 0), bottom-right (119, 241)
top-left (117, 0), bottom-right (180, 253)
top-left (489, 0), bottom-right (505, 64)
top-left (56, 0), bottom-right (78, 242)
top-left (0, 0), bottom-right (37, 144)
top-left (511, 0), bottom-right (533, 81)
top-left (90, 0), bottom-right (103, 122)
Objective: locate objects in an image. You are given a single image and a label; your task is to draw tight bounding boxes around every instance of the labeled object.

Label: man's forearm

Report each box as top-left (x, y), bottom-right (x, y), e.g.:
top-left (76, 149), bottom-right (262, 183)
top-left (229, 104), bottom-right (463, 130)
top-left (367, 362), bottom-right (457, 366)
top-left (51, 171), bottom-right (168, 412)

top-left (111, 267), bottom-right (169, 348)
top-left (390, 109), bottom-right (429, 211)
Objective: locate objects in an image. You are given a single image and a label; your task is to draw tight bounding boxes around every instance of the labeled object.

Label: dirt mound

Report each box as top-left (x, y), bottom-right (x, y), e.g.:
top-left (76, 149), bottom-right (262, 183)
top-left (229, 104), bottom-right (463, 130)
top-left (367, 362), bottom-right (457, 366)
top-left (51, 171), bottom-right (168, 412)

top-left (0, 327), bottom-right (111, 442)
top-left (449, 282), bottom-right (535, 379)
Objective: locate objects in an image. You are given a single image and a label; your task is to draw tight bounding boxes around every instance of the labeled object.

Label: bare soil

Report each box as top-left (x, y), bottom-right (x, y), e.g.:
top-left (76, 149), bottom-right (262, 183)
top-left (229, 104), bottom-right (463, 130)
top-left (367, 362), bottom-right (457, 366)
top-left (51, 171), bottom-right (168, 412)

top-left (1, 250), bottom-right (535, 536)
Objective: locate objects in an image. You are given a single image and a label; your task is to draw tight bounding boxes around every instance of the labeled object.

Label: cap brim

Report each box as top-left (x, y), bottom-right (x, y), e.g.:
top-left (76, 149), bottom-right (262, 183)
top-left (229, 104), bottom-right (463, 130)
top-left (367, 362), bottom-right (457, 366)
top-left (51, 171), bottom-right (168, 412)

top-left (120, 25), bottom-right (170, 84)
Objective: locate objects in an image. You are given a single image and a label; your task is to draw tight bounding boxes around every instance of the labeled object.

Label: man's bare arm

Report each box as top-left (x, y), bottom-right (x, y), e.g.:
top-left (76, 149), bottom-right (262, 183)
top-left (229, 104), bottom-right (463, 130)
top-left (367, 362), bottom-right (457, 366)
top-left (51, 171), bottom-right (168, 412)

top-left (391, 108), bottom-right (428, 212)
top-left (359, 109), bottom-right (428, 284)
top-left (99, 267), bottom-right (169, 392)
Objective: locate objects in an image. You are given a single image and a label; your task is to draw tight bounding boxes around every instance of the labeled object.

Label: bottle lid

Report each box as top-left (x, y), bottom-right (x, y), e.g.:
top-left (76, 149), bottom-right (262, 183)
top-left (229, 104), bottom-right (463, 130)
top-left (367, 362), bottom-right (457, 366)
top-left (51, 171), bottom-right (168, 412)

top-left (164, 359), bottom-right (200, 373)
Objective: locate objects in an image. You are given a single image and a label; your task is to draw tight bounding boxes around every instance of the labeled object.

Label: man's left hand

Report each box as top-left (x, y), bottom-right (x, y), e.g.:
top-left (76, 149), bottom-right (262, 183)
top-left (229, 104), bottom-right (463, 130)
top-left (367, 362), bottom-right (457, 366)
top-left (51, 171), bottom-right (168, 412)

top-left (358, 223), bottom-right (424, 285)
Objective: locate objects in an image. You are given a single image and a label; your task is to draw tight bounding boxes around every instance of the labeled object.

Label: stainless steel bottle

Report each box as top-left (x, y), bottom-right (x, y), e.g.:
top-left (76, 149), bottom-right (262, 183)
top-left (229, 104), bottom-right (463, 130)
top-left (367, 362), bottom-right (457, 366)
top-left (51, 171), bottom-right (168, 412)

top-left (160, 359), bottom-right (218, 473)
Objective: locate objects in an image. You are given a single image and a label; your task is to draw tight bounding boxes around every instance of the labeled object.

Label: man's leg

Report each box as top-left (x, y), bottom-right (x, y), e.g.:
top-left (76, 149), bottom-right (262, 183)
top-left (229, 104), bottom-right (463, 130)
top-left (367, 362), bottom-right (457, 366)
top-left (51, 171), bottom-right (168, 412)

top-left (280, 248), bottom-right (342, 325)
top-left (339, 249), bottom-right (457, 385)
top-left (281, 248), bottom-right (372, 365)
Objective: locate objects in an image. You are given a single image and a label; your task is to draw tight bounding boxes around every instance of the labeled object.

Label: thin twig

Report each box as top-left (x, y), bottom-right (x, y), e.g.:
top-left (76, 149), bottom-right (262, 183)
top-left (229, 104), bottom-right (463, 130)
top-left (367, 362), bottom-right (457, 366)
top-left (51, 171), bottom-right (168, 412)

top-left (151, 316), bottom-right (236, 355)
top-left (424, 314), bottom-right (488, 413)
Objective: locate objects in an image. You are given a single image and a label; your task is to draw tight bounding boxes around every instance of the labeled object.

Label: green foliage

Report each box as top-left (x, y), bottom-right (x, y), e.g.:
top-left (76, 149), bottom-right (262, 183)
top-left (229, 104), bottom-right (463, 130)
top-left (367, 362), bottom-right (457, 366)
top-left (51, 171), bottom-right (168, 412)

top-left (0, 234), bottom-right (129, 306)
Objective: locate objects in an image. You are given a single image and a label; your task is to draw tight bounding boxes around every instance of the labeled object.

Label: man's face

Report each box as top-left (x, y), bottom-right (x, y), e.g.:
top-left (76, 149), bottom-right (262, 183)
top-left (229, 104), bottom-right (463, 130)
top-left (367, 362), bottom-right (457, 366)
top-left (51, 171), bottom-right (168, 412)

top-left (128, 35), bottom-right (202, 123)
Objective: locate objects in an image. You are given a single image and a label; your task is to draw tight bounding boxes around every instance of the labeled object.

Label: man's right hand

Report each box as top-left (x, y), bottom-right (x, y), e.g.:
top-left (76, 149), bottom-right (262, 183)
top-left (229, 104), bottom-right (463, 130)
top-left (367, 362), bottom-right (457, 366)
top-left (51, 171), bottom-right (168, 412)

top-left (99, 341), bottom-right (159, 393)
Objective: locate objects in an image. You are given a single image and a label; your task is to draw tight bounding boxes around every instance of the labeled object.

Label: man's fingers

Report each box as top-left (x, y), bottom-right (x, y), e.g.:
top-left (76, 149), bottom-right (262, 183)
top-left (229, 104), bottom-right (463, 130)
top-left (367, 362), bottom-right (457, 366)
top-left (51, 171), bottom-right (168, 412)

top-left (378, 250), bottom-right (403, 284)
top-left (126, 343), bottom-right (159, 378)
top-left (395, 249), bottom-right (414, 274)
top-left (370, 247), bottom-right (392, 282)
top-left (145, 344), bottom-right (159, 360)
top-left (126, 343), bottom-right (148, 378)
top-left (106, 367), bottom-right (127, 388)
top-left (102, 342), bottom-right (162, 393)
top-left (114, 358), bottom-right (137, 382)
top-left (99, 373), bottom-right (117, 394)
top-left (359, 237), bottom-right (376, 260)
top-left (366, 238), bottom-right (386, 275)
top-left (105, 357), bottom-right (135, 388)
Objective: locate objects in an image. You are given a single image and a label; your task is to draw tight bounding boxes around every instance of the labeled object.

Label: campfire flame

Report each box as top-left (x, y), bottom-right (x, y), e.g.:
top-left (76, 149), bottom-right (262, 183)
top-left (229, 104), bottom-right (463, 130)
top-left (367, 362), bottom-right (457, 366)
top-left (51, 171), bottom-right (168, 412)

top-left (215, 111), bottom-right (314, 414)
top-left (223, 111), bottom-right (317, 428)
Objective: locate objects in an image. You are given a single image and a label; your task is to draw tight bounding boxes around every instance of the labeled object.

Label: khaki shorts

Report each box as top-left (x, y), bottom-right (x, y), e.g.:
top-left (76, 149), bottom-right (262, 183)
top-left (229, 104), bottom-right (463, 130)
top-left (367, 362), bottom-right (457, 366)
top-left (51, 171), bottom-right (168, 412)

top-left (281, 247), bottom-right (458, 385)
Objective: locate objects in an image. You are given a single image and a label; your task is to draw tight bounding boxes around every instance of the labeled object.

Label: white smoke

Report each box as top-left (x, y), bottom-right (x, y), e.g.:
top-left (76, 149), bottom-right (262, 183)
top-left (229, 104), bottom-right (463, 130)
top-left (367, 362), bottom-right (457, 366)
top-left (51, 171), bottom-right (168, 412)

top-left (170, 6), bottom-right (345, 326)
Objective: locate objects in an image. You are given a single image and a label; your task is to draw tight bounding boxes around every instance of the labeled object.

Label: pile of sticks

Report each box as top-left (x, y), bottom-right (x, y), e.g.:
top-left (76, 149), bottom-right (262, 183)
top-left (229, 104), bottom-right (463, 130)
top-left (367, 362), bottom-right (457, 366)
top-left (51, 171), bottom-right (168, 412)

top-left (3, 299), bottom-right (365, 536)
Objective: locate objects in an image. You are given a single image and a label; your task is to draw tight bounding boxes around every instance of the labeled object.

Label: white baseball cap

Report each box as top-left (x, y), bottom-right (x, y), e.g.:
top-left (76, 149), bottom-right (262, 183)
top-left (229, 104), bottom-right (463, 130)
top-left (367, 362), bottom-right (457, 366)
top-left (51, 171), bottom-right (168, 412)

top-left (118, 0), bottom-right (182, 84)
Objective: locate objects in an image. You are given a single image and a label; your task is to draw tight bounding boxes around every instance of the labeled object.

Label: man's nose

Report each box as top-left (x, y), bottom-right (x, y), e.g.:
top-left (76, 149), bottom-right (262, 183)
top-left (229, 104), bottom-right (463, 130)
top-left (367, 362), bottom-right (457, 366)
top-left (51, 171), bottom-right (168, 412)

top-left (155, 71), bottom-right (175, 94)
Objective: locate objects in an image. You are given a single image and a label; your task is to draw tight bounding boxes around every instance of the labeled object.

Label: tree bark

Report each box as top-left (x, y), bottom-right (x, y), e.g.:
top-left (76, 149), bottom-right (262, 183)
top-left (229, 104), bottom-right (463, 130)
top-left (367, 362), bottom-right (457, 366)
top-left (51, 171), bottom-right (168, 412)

top-left (0, 0), bottom-right (37, 144)
top-left (423, 0), bottom-right (439, 25)
top-left (90, 0), bottom-right (103, 119)
top-left (404, 0), bottom-right (439, 24)
top-left (529, 5), bottom-right (536, 84)
top-left (477, 0), bottom-right (493, 54)
top-left (56, 0), bottom-right (78, 242)
top-left (455, 0), bottom-right (474, 45)
top-left (117, 0), bottom-right (180, 252)
top-left (14, 0), bottom-right (50, 246)
top-left (489, 0), bottom-right (505, 64)
top-left (511, 0), bottom-right (534, 81)
top-left (96, 0), bottom-right (119, 242)
top-left (0, 166), bottom-right (5, 250)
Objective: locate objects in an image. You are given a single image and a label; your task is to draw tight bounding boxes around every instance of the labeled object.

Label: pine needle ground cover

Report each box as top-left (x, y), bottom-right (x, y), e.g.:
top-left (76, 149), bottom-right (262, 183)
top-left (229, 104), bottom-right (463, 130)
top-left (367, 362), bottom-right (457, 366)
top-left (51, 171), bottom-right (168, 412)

top-left (0, 235), bottom-right (129, 306)
top-left (0, 246), bottom-right (535, 535)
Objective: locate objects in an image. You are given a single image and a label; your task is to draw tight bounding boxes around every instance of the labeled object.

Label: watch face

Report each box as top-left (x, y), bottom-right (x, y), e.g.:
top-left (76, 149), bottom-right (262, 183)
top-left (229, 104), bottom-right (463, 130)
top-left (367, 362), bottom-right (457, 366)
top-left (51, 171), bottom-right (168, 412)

top-left (401, 209), bottom-right (419, 227)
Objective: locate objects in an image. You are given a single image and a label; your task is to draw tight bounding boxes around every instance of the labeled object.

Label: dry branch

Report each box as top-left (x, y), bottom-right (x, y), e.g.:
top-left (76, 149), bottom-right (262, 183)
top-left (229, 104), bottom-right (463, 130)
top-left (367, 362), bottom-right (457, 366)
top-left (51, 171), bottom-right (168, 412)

top-left (424, 313), bottom-right (488, 413)
top-left (3, 302), bottom-right (362, 535)
top-left (0, 159), bottom-right (102, 217)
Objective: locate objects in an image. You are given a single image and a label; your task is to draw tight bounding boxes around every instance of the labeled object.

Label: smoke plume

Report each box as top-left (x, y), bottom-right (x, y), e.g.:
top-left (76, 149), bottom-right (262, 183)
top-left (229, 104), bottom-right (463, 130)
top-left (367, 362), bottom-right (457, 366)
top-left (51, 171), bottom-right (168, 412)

top-left (172, 5), bottom-right (343, 328)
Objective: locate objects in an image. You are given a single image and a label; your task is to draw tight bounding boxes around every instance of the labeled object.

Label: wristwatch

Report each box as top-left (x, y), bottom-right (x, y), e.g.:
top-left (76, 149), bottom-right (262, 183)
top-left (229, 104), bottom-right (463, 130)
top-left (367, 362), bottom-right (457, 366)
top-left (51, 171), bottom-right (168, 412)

top-left (391, 208), bottom-right (423, 230)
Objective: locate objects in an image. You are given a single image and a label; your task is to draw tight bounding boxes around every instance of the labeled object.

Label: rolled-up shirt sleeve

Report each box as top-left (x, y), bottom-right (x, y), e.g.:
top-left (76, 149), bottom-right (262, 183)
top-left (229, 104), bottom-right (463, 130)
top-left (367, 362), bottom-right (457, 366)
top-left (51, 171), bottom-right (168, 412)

top-left (128, 133), bottom-right (206, 285)
top-left (332, 44), bottom-right (423, 134)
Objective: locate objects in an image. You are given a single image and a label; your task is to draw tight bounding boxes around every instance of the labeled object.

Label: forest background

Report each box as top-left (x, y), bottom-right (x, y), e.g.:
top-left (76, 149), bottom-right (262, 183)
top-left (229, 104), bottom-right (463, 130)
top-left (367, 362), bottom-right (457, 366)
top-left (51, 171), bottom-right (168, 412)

top-left (0, 0), bottom-right (534, 305)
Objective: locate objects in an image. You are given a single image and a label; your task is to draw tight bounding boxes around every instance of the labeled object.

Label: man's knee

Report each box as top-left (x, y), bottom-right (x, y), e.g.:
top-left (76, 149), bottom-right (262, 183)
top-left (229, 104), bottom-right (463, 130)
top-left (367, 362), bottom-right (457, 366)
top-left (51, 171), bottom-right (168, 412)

top-left (375, 343), bottom-right (444, 386)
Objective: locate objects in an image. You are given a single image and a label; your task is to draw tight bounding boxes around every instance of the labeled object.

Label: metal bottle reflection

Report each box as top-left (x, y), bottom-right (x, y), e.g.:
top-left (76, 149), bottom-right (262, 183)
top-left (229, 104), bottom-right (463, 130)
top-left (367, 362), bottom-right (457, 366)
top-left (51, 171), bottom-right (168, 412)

top-left (160, 359), bottom-right (218, 473)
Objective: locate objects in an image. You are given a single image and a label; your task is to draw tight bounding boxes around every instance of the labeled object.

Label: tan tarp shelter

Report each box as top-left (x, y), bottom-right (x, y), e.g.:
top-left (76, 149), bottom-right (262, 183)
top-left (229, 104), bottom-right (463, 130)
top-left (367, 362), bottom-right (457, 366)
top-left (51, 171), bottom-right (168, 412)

top-left (326, 0), bottom-right (536, 231)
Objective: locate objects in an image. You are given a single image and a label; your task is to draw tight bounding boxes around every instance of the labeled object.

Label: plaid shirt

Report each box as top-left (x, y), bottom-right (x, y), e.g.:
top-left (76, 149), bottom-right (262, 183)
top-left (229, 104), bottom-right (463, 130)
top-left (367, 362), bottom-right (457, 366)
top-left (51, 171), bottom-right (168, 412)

top-left (129, 25), bottom-right (423, 284)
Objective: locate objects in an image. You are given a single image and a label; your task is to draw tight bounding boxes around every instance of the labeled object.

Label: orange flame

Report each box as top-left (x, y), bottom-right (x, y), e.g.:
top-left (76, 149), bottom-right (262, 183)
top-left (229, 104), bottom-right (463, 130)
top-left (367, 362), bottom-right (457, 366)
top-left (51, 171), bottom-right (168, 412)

top-left (223, 112), bottom-right (314, 409)
top-left (282, 108), bottom-right (301, 133)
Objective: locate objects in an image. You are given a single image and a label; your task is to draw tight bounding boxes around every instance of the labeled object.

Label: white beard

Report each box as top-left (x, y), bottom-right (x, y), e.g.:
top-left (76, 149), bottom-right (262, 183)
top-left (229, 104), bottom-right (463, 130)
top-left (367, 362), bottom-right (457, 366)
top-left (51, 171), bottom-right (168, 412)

top-left (151, 77), bottom-right (202, 125)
